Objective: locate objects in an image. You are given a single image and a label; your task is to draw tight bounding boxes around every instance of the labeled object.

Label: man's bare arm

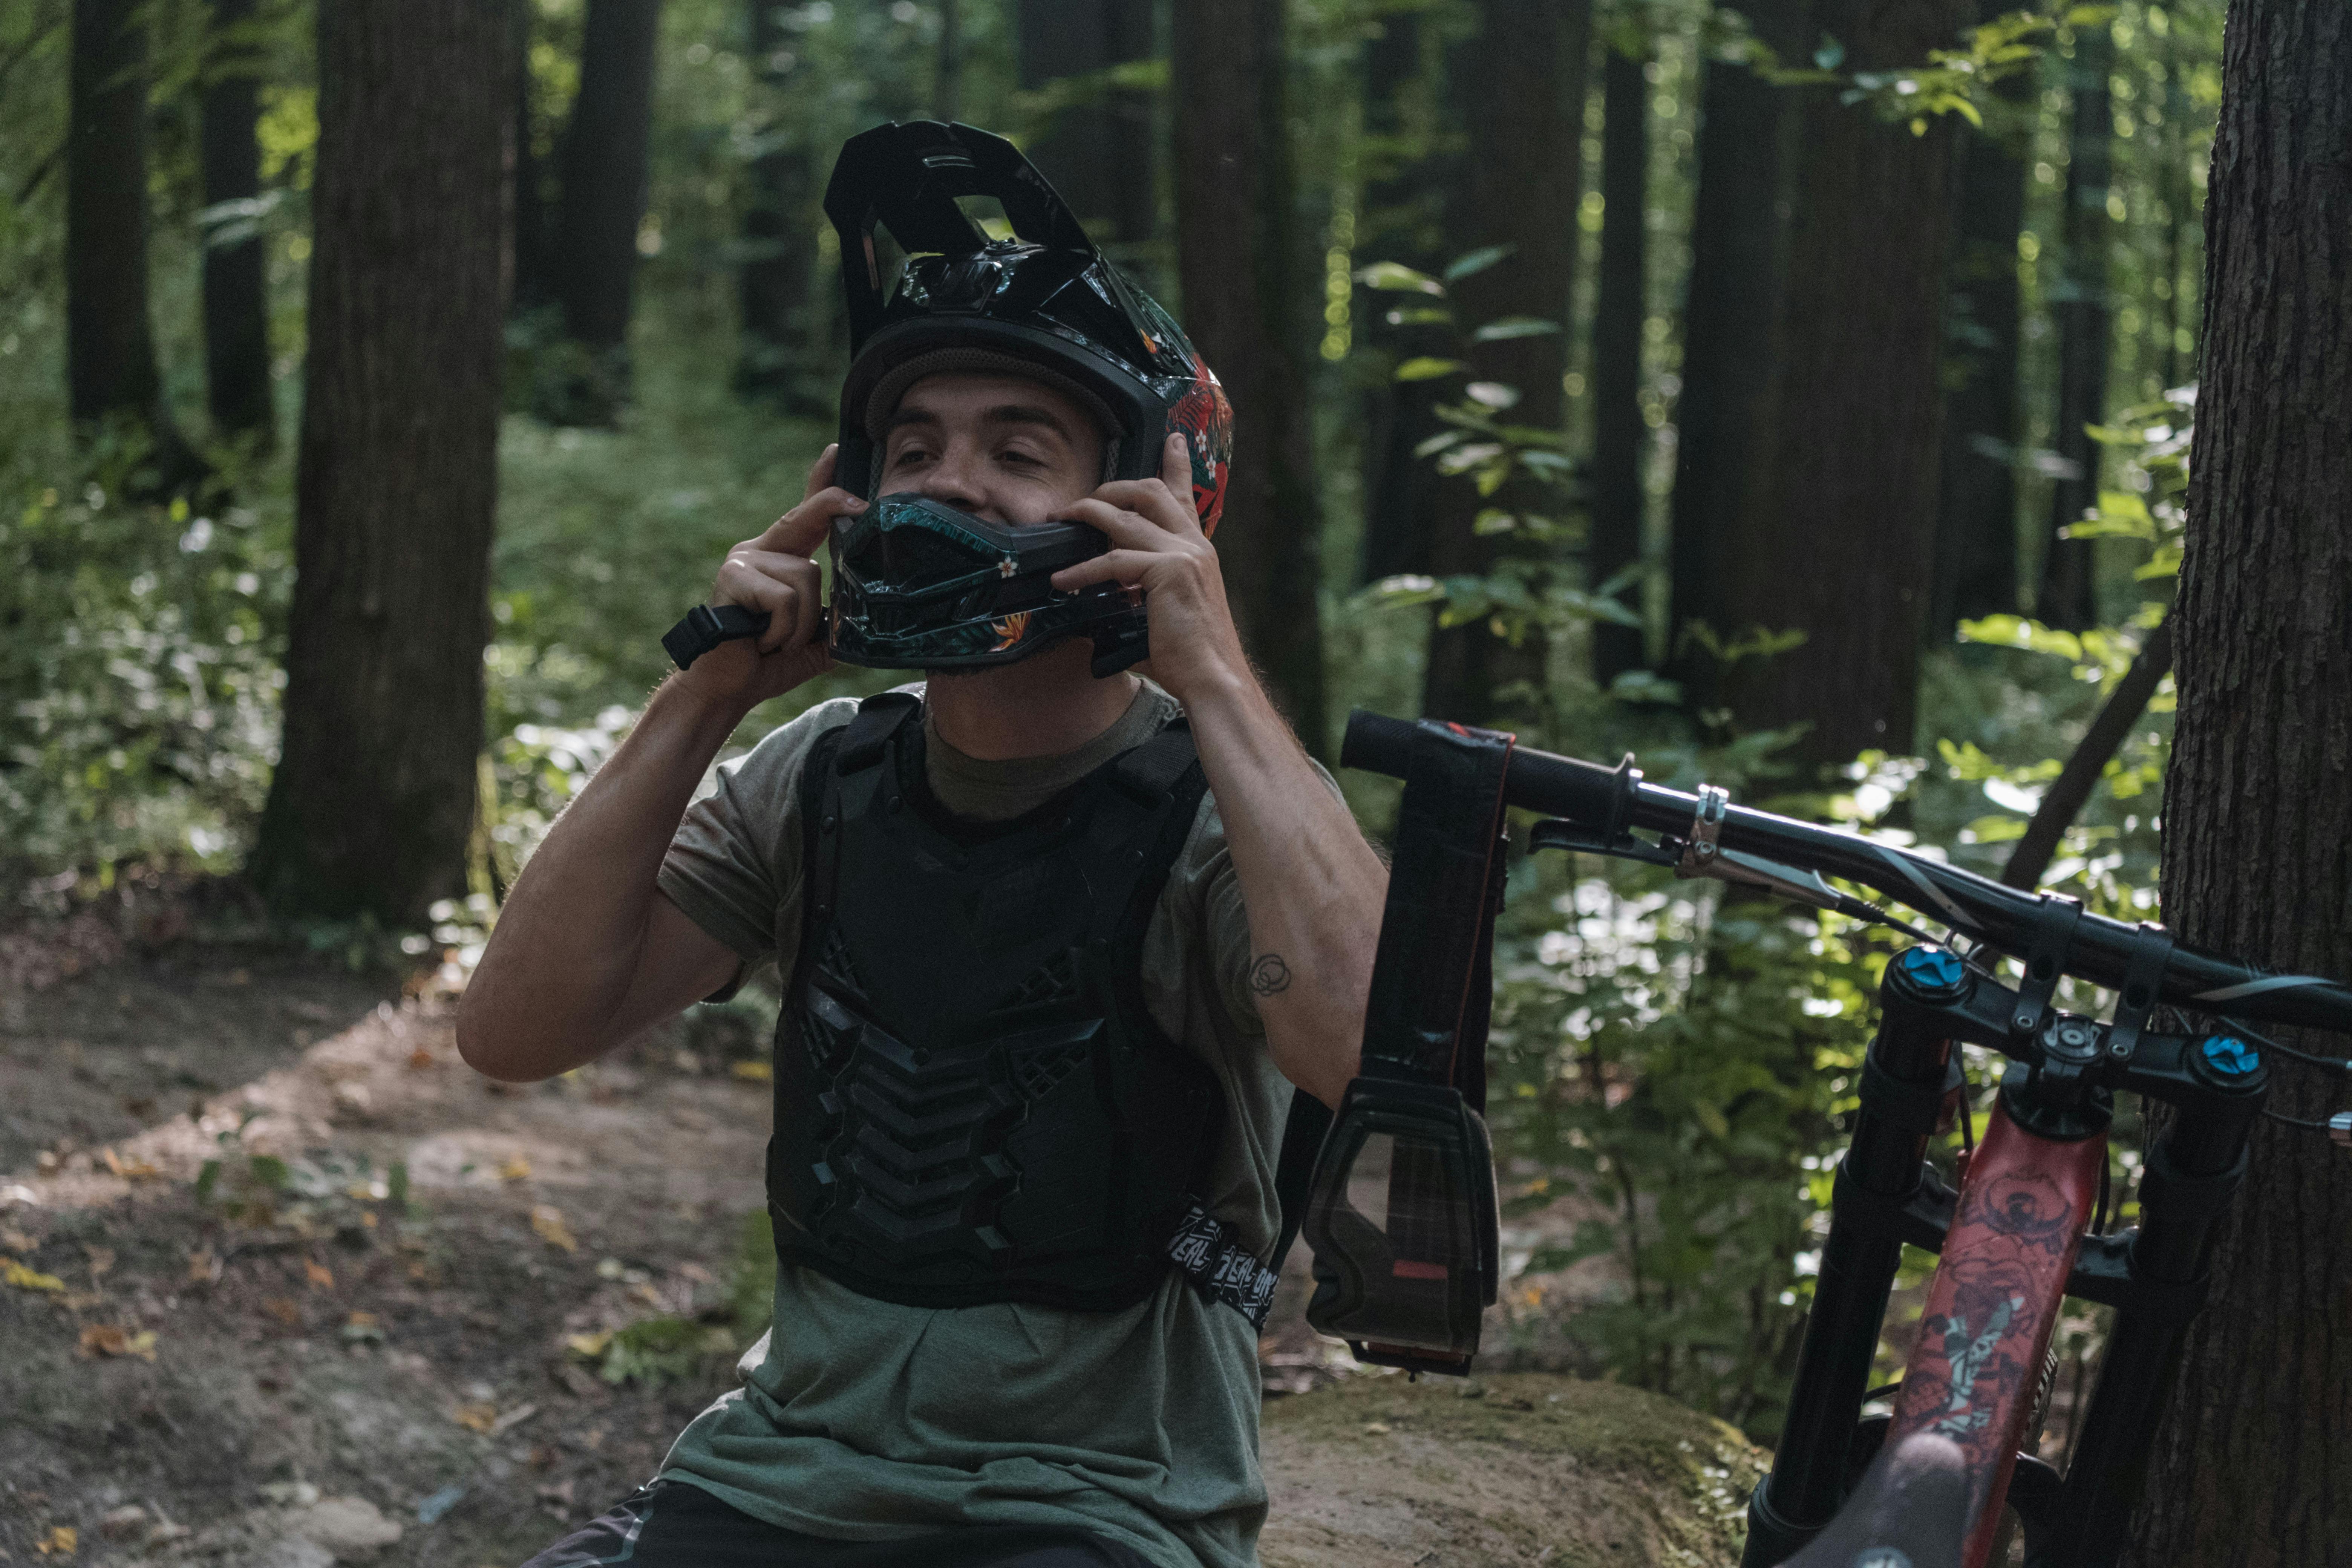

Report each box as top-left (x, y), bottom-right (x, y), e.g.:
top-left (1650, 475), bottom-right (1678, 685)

top-left (458, 450), bottom-right (859, 1083)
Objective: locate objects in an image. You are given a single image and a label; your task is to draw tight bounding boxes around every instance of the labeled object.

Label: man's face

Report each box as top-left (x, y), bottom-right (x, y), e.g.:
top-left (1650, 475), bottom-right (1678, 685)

top-left (878, 374), bottom-right (1107, 526)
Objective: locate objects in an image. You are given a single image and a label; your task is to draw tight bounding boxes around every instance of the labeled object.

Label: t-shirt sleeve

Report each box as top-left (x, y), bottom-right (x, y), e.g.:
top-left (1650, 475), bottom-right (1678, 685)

top-left (656, 697), bottom-right (859, 974)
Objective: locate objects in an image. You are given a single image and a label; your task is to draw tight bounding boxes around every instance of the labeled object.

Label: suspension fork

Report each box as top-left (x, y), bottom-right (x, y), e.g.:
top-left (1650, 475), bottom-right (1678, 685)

top-left (1741, 948), bottom-right (1971, 1567)
top-left (1883, 1092), bottom-right (2105, 1568)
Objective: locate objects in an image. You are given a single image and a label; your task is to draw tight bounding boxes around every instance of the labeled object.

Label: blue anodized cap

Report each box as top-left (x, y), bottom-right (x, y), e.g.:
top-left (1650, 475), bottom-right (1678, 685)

top-left (1894, 945), bottom-right (1968, 1001)
top-left (2199, 1035), bottom-right (2260, 1078)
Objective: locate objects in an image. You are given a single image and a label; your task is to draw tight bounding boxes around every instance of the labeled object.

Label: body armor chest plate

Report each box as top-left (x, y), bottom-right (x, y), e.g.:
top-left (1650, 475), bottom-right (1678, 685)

top-left (766, 693), bottom-right (1229, 1313)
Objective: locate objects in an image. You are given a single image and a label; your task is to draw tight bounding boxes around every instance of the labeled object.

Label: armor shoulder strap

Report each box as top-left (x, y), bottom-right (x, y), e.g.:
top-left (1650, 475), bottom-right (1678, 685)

top-left (836, 690), bottom-right (922, 773)
top-left (1110, 715), bottom-right (1200, 801)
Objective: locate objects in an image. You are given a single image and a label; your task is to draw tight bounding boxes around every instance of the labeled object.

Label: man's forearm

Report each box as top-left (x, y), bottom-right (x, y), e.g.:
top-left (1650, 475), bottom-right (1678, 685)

top-left (1182, 672), bottom-right (1386, 1108)
top-left (458, 676), bottom-right (748, 1080)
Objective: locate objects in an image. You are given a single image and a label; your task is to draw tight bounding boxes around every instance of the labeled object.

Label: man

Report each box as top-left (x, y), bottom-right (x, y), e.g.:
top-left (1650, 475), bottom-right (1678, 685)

top-left (459, 122), bottom-right (1387, 1568)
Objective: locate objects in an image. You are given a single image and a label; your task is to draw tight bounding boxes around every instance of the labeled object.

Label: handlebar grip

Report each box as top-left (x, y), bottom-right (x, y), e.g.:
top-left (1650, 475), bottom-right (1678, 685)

top-left (1341, 709), bottom-right (1634, 830)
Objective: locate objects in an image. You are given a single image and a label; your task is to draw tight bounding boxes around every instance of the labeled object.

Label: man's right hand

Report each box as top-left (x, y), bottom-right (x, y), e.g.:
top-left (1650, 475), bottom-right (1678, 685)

top-left (679, 444), bottom-right (866, 712)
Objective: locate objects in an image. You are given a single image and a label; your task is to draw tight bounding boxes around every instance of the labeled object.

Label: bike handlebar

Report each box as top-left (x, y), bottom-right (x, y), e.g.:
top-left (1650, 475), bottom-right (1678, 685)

top-left (1341, 709), bottom-right (2352, 1036)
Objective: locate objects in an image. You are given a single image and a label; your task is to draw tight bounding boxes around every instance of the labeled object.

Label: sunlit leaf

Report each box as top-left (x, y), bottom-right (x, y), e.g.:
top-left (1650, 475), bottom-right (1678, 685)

top-left (1413, 430), bottom-right (1467, 458)
top-left (1471, 316), bottom-right (1561, 341)
top-left (1464, 381), bottom-right (1521, 409)
top-left (1355, 261), bottom-right (1445, 294)
top-left (1394, 357), bottom-right (1468, 382)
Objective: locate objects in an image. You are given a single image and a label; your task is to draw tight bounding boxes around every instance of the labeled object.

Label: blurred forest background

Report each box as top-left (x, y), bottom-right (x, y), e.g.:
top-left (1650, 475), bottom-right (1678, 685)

top-left (2, 0), bottom-right (2343, 1546)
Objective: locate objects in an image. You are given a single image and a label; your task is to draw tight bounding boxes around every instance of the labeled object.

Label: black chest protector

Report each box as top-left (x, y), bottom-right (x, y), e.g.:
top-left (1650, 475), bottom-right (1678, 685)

top-left (767, 692), bottom-right (1283, 1323)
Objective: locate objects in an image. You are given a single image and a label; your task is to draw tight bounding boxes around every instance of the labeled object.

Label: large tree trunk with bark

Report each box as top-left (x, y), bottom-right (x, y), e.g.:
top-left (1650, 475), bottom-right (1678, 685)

top-left (2038, 22), bottom-right (2113, 631)
top-left (547, 0), bottom-right (662, 424)
top-left (1668, 0), bottom-right (1804, 700)
top-left (250, 0), bottom-right (508, 926)
top-left (1016, 0), bottom-right (1154, 248)
top-left (1589, 39), bottom-right (1650, 685)
top-left (1707, 0), bottom-right (1970, 767)
top-left (1171, 0), bottom-right (1325, 750)
top-left (737, 0), bottom-right (821, 407)
top-left (1354, 8), bottom-right (1446, 586)
top-left (199, 0), bottom-right (273, 449)
top-left (1929, 71), bottom-right (2033, 636)
top-left (1420, 0), bottom-right (1590, 727)
top-left (67, 0), bottom-right (196, 486)
top-left (2128, 0), bottom-right (2352, 1557)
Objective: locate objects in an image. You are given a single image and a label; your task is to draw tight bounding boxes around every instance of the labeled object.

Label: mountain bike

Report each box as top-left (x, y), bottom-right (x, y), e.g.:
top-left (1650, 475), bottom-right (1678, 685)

top-left (1338, 710), bottom-right (2352, 1568)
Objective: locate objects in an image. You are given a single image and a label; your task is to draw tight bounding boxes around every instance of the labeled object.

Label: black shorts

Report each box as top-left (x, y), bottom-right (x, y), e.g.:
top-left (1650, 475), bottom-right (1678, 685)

top-left (520, 1481), bottom-right (1158, 1568)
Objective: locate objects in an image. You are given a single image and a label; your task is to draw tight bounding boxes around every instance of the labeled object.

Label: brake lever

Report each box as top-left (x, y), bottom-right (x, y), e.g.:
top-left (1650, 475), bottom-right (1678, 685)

top-left (1528, 818), bottom-right (1681, 869)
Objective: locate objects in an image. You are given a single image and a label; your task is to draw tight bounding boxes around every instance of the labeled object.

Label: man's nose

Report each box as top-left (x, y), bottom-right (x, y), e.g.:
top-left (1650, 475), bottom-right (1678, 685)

top-left (916, 441), bottom-right (988, 512)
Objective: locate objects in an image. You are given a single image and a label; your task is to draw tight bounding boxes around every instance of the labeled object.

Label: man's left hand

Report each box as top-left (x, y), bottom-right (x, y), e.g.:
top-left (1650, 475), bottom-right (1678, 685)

top-left (1049, 432), bottom-right (1247, 704)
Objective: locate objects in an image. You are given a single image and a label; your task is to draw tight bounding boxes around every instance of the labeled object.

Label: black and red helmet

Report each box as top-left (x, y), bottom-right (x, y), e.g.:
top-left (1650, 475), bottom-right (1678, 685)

top-left (821, 120), bottom-right (1233, 675)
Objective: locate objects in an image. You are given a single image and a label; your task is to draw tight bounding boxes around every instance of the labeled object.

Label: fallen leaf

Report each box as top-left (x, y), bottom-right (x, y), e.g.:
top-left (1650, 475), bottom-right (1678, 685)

top-left (500, 1155), bottom-right (532, 1182)
top-left (565, 1330), bottom-right (614, 1360)
top-left (262, 1296), bottom-right (302, 1326)
top-left (729, 1060), bottom-right (772, 1081)
top-left (186, 1248), bottom-right (219, 1284)
top-left (453, 1401), bottom-right (499, 1433)
top-left (1363, 1421), bottom-right (1392, 1435)
top-left (304, 1256), bottom-right (336, 1289)
top-left (530, 1205), bottom-right (577, 1253)
top-left (78, 1324), bottom-right (157, 1360)
top-left (98, 1147), bottom-right (160, 1180)
top-left (1, 1226), bottom-right (35, 1252)
top-left (34, 1523), bottom-right (77, 1556)
top-left (346, 1310), bottom-right (380, 1329)
top-left (98, 1504), bottom-right (148, 1540)
top-left (408, 1047), bottom-right (436, 1070)
top-left (4, 1257), bottom-right (66, 1292)
top-left (628, 1280), bottom-right (664, 1308)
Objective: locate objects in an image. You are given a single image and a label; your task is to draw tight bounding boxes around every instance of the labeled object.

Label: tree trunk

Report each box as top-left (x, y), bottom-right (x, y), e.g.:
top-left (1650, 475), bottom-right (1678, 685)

top-left (511, 0), bottom-right (552, 317)
top-left (2128, 0), bottom-right (2352, 1557)
top-left (250, 0), bottom-right (509, 926)
top-left (1355, 8), bottom-right (1446, 586)
top-left (1668, 0), bottom-right (1805, 702)
top-left (737, 0), bottom-right (820, 407)
top-left (547, 0), bottom-right (662, 424)
top-left (67, 0), bottom-right (197, 485)
top-left (1171, 0), bottom-right (1326, 750)
top-left (199, 0), bottom-right (273, 449)
top-left (1589, 40), bottom-right (1650, 685)
top-left (1709, 0), bottom-right (1971, 767)
top-left (1421, 0), bottom-right (1590, 728)
top-left (1016, 0), bottom-right (1155, 247)
top-left (2038, 22), bottom-right (2113, 631)
top-left (934, 0), bottom-right (961, 124)
top-left (1929, 70), bottom-right (2033, 636)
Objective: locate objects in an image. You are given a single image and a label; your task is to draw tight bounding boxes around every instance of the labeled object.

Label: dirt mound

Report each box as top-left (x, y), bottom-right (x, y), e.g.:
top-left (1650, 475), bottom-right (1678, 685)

top-left (1260, 1373), bottom-right (1766, 1568)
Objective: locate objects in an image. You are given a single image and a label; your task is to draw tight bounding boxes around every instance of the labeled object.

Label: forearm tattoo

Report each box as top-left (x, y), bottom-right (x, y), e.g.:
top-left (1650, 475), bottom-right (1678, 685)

top-left (1248, 953), bottom-right (1293, 997)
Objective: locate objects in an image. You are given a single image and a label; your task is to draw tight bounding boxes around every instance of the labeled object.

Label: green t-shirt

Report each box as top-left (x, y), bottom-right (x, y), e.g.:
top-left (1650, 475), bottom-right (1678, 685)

top-left (652, 681), bottom-right (1295, 1568)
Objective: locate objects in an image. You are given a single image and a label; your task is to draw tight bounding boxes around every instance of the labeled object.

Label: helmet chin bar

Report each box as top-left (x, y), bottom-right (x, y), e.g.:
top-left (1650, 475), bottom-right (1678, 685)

top-left (824, 492), bottom-right (1148, 676)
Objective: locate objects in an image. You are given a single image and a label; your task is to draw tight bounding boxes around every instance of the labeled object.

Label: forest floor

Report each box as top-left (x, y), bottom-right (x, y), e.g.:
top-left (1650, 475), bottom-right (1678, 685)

top-left (0, 926), bottom-right (1647, 1568)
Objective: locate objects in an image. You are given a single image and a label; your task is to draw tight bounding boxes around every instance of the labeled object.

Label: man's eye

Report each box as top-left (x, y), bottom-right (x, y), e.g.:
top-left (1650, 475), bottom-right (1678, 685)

top-left (891, 447), bottom-right (929, 467)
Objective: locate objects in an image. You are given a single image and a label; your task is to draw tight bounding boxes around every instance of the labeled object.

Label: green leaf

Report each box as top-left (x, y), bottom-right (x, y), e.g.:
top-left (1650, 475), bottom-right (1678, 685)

top-left (194, 1159), bottom-right (220, 1202)
top-left (1956, 614), bottom-right (2082, 662)
top-left (1443, 245), bottom-right (1514, 281)
top-left (1471, 316), bottom-right (1562, 342)
top-left (248, 1154), bottom-right (291, 1191)
top-left (1413, 430), bottom-right (1467, 459)
top-left (1355, 261), bottom-right (1445, 295)
top-left (1395, 357), bottom-right (1469, 382)
top-left (1383, 306), bottom-right (1453, 326)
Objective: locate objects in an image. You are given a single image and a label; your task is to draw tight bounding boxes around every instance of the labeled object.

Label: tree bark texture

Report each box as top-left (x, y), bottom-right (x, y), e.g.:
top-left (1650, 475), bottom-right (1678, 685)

top-left (67, 0), bottom-right (195, 480)
top-left (548, 0), bottom-right (662, 420)
top-left (1929, 71), bottom-right (2032, 635)
top-left (250, 0), bottom-right (509, 925)
top-left (737, 0), bottom-right (822, 406)
top-left (2130, 0), bottom-right (2352, 1557)
top-left (1421, 0), bottom-right (1590, 727)
top-left (200, 0), bottom-right (273, 448)
top-left (1016, 0), bottom-right (1154, 248)
top-left (1355, 8), bottom-right (1446, 585)
top-left (1708, 0), bottom-right (1971, 767)
top-left (1589, 41), bottom-right (1650, 684)
top-left (2039, 23), bottom-right (2113, 631)
top-left (1669, 0), bottom-right (1804, 696)
top-left (1171, 0), bottom-right (1326, 750)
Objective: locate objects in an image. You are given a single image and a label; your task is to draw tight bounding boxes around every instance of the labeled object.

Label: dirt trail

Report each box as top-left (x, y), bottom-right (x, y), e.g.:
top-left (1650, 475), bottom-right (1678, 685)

top-left (3, 942), bottom-right (1710, 1568)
